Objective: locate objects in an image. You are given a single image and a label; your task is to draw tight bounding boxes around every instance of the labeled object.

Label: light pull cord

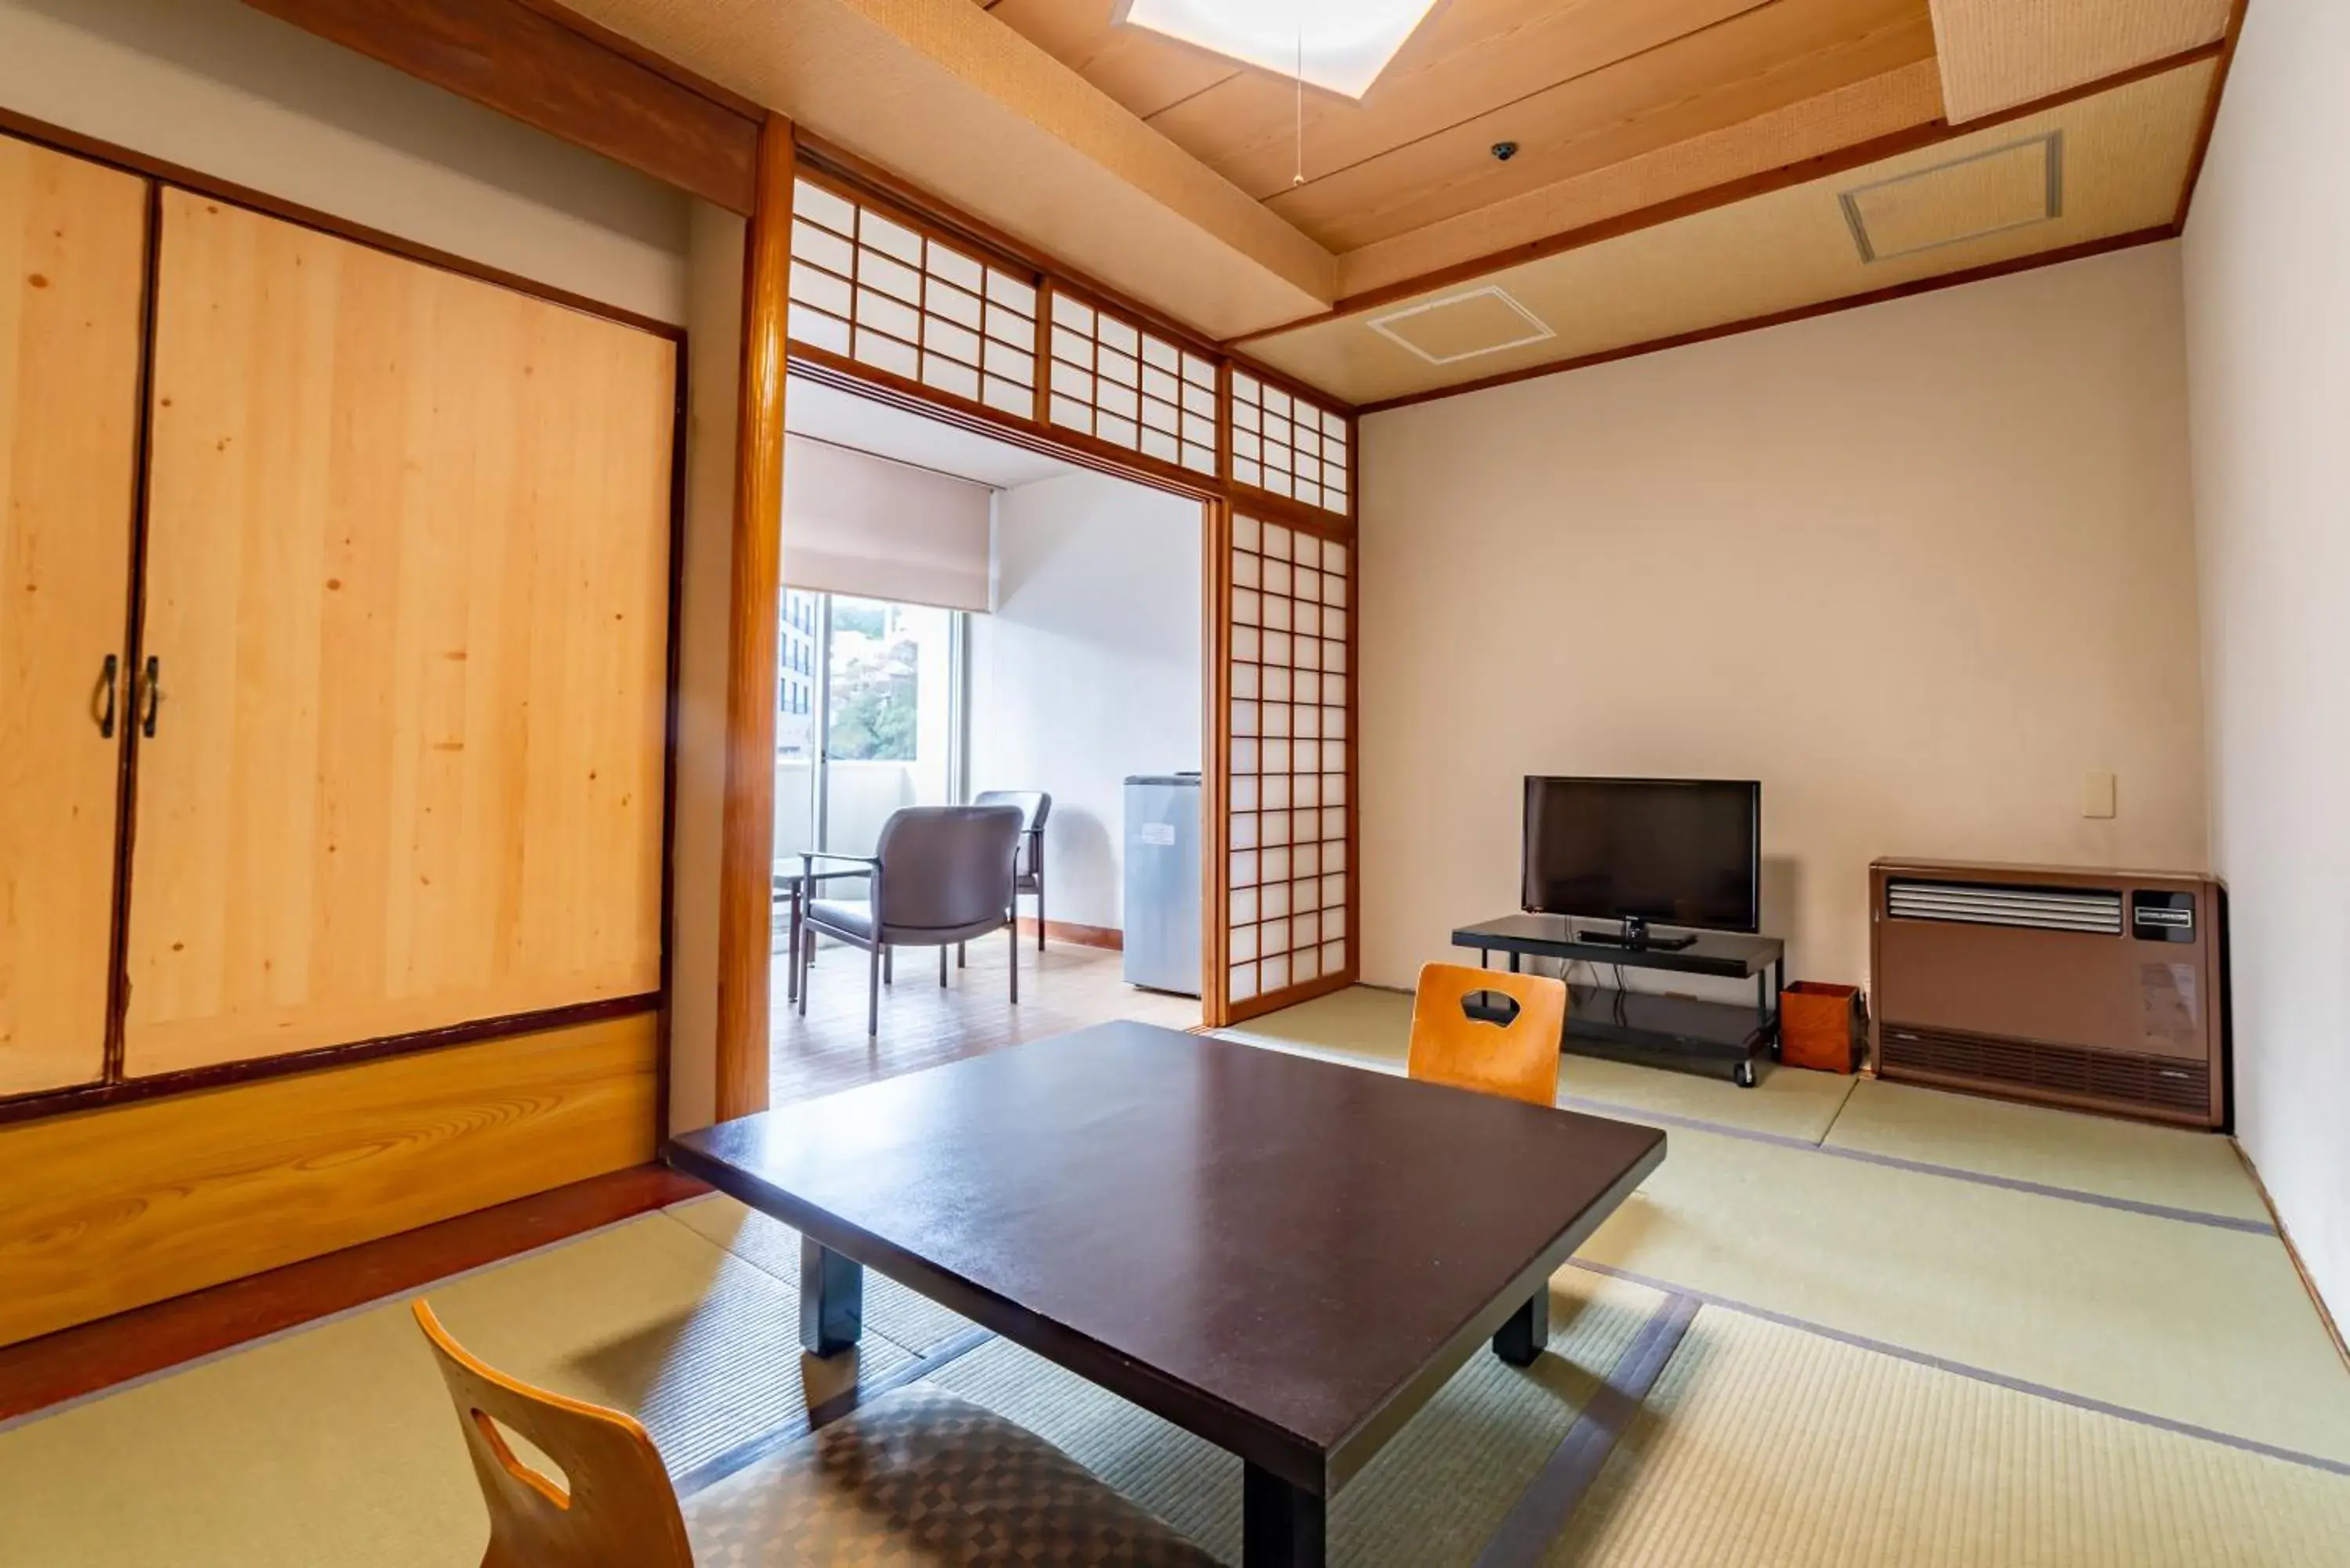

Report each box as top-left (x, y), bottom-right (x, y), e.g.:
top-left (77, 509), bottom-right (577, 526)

top-left (1293, 21), bottom-right (1305, 186)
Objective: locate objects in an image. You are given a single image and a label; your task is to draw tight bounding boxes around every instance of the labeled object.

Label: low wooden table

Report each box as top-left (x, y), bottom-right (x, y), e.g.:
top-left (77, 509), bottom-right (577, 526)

top-left (667, 1022), bottom-right (1665, 1568)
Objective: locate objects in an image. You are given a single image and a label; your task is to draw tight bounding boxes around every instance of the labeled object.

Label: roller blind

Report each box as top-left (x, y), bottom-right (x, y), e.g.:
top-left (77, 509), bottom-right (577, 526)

top-left (782, 435), bottom-right (994, 612)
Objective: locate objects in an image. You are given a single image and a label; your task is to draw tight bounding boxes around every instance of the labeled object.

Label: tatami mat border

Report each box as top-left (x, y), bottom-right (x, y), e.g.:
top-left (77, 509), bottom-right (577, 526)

top-left (1217, 1024), bottom-right (2274, 1237)
top-left (1554, 1093), bottom-right (2276, 1234)
top-left (1567, 1259), bottom-right (2350, 1479)
top-left (672, 1324), bottom-right (1000, 1499)
top-left (1473, 1293), bottom-right (1699, 1568)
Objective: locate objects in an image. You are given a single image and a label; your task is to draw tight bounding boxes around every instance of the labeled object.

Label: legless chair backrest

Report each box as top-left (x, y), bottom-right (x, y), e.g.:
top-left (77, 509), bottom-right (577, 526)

top-left (412, 1300), bottom-right (695, 1568)
top-left (1407, 963), bottom-right (1567, 1107)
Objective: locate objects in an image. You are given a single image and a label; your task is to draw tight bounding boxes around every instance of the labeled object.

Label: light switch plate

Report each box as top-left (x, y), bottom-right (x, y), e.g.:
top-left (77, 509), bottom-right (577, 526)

top-left (2082, 771), bottom-right (2117, 818)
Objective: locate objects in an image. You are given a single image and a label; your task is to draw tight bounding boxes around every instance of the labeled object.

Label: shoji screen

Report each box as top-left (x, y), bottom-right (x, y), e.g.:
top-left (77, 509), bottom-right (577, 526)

top-left (1043, 287), bottom-right (1220, 478)
top-left (0, 135), bottom-right (147, 1097)
top-left (786, 175), bottom-right (1039, 419)
top-left (121, 191), bottom-right (677, 1076)
top-left (1222, 513), bottom-right (1354, 1017)
top-left (1229, 371), bottom-right (1350, 519)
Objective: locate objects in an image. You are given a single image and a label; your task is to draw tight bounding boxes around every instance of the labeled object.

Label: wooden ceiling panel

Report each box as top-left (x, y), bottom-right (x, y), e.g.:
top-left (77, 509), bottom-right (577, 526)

top-left (1139, 0), bottom-right (1773, 202)
top-left (1928, 0), bottom-right (2233, 121)
top-left (1265, 0), bottom-right (1938, 251)
top-left (1246, 60), bottom-right (2214, 407)
top-left (1336, 59), bottom-right (1946, 299)
top-left (976, 0), bottom-right (1937, 255)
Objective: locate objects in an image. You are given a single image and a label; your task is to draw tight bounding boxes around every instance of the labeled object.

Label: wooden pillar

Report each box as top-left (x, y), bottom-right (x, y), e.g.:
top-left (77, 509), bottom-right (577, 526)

top-left (714, 113), bottom-right (794, 1121)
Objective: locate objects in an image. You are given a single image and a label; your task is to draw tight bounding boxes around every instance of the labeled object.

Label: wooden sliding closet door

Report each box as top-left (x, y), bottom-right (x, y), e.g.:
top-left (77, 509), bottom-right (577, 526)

top-left (0, 136), bottom-right (148, 1097)
top-left (123, 191), bottom-right (676, 1076)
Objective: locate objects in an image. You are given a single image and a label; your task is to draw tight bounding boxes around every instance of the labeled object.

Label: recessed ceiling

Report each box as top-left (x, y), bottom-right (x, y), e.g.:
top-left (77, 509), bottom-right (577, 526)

top-left (1112, 0), bottom-right (1443, 99)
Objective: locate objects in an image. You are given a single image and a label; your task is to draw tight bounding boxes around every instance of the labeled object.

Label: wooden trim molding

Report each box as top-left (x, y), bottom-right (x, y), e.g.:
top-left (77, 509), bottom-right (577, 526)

top-left (237, 0), bottom-right (759, 213)
top-left (2233, 1140), bottom-right (2350, 1376)
top-left (0, 1163), bottom-right (708, 1424)
top-left (789, 352), bottom-right (1217, 500)
top-left (1357, 226), bottom-right (2180, 415)
top-left (1200, 497), bottom-right (1233, 1029)
top-left (714, 114), bottom-right (794, 1122)
top-left (0, 995), bottom-right (662, 1128)
top-left (2175, 0), bottom-right (2254, 230)
top-left (788, 341), bottom-right (1222, 503)
top-left (1017, 918), bottom-right (1124, 952)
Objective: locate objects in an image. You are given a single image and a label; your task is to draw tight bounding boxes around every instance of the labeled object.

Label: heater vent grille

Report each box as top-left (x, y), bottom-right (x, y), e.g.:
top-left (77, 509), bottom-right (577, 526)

top-left (1881, 1026), bottom-right (2210, 1115)
top-left (1886, 879), bottom-right (2122, 934)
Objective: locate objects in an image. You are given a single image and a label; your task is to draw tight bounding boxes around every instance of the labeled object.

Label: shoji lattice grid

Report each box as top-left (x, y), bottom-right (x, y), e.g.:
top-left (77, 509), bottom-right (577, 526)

top-left (1046, 290), bottom-right (1220, 476)
top-left (1226, 514), bottom-right (1351, 1007)
top-left (787, 179), bottom-right (1038, 418)
top-left (1230, 372), bottom-right (1350, 518)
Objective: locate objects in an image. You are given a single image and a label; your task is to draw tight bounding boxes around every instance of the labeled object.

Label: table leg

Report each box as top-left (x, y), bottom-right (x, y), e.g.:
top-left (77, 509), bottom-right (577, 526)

top-left (799, 1237), bottom-right (862, 1358)
top-left (786, 887), bottom-right (801, 1005)
top-left (1492, 1288), bottom-right (1550, 1367)
top-left (1242, 1465), bottom-right (1325, 1568)
top-left (1509, 948), bottom-right (1521, 974)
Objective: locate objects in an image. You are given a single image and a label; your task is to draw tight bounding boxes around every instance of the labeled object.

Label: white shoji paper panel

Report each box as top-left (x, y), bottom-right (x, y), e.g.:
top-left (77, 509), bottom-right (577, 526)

top-left (1045, 289), bottom-right (1220, 475)
top-left (1230, 371), bottom-right (1350, 518)
top-left (1226, 514), bottom-right (1352, 1008)
top-left (789, 179), bottom-right (1038, 418)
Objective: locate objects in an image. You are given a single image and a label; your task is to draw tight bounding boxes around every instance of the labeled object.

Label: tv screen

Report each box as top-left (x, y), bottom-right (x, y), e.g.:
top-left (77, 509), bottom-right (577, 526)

top-left (1522, 777), bottom-right (1760, 933)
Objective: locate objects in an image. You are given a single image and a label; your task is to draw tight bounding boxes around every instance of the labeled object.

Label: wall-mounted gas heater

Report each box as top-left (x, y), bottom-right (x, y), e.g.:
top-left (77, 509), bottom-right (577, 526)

top-left (1869, 859), bottom-right (2227, 1128)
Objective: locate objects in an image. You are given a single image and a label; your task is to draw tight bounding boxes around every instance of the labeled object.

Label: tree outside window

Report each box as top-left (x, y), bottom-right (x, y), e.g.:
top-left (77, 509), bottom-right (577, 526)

top-left (826, 600), bottom-right (920, 761)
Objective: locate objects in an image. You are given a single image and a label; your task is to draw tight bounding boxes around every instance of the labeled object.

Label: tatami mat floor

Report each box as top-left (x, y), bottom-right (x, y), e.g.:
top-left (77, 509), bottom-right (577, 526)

top-left (5, 986), bottom-right (2348, 1566)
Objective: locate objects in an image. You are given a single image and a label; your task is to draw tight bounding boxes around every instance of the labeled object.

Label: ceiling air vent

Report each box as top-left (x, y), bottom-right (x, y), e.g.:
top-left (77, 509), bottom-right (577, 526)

top-left (1839, 132), bottom-right (2063, 263)
top-left (1885, 879), bottom-right (2122, 934)
top-left (1367, 286), bottom-right (1554, 366)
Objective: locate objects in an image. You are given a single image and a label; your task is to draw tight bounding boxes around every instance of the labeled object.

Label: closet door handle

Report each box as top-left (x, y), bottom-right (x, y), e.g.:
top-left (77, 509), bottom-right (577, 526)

top-left (93, 654), bottom-right (119, 739)
top-left (139, 655), bottom-right (162, 739)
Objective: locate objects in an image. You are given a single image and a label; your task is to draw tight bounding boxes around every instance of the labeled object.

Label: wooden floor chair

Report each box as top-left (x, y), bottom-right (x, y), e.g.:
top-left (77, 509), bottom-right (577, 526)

top-left (1405, 962), bottom-right (1567, 1107)
top-left (412, 1299), bottom-right (1218, 1566)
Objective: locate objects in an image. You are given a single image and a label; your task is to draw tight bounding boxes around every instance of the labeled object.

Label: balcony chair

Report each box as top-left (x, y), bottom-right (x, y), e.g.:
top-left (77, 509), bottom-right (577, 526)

top-left (797, 804), bottom-right (1024, 1035)
top-left (971, 789), bottom-right (1052, 952)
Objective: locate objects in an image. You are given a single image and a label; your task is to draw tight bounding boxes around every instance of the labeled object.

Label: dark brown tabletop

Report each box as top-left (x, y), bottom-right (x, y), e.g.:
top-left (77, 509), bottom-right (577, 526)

top-left (667, 1021), bottom-right (1664, 1564)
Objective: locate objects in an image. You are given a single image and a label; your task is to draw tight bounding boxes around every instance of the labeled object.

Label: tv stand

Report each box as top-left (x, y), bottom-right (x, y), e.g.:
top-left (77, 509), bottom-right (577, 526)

top-left (1450, 914), bottom-right (1784, 1087)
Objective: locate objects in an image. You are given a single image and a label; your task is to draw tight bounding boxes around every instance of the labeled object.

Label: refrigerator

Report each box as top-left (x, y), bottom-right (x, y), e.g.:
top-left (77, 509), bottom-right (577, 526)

top-left (1123, 774), bottom-right (1201, 995)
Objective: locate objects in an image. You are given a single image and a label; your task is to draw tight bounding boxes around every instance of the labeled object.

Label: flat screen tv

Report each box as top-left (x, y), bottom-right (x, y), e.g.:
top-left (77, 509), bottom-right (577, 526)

top-left (1522, 777), bottom-right (1760, 934)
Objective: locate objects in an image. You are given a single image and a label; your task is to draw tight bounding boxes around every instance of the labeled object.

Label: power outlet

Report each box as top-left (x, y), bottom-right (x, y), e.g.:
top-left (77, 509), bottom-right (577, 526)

top-left (2082, 771), bottom-right (2117, 819)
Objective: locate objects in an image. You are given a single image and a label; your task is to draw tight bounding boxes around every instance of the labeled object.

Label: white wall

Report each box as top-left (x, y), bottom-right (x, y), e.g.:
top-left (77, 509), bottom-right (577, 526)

top-left (1360, 244), bottom-right (2211, 998)
top-left (2180, 0), bottom-right (2350, 1326)
top-left (969, 473), bottom-right (1202, 932)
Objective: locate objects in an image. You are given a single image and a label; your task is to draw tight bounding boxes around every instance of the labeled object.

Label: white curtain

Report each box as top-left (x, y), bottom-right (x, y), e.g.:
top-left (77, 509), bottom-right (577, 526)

top-left (782, 435), bottom-right (993, 612)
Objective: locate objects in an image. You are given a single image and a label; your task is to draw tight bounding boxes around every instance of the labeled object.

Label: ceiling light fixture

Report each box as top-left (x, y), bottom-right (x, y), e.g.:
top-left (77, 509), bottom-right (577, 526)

top-left (1112, 0), bottom-right (1442, 99)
